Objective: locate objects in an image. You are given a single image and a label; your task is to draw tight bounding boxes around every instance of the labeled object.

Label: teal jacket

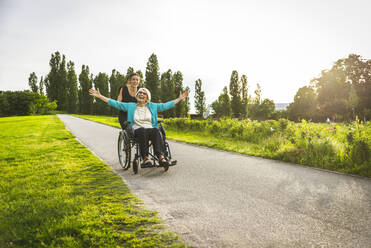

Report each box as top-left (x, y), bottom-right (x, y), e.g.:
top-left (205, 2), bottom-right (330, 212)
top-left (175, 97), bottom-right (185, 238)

top-left (108, 99), bottom-right (175, 128)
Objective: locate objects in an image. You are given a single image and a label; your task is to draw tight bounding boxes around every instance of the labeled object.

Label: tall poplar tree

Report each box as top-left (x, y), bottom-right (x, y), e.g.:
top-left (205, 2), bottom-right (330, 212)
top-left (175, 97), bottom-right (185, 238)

top-left (93, 72), bottom-right (110, 115)
top-left (66, 61), bottom-right (78, 113)
top-left (45, 51), bottom-right (61, 103)
top-left (229, 70), bottom-right (242, 118)
top-left (57, 55), bottom-right (68, 111)
top-left (39, 76), bottom-right (44, 95)
top-left (184, 86), bottom-right (191, 116)
top-left (109, 69), bottom-right (125, 115)
top-left (173, 71), bottom-right (186, 117)
top-left (110, 69), bottom-right (123, 100)
top-left (144, 54), bottom-right (160, 102)
top-left (78, 65), bottom-right (93, 114)
top-left (194, 79), bottom-right (206, 118)
top-left (240, 74), bottom-right (249, 117)
top-left (44, 51), bottom-right (68, 111)
top-left (28, 72), bottom-right (38, 93)
top-left (160, 70), bottom-right (176, 117)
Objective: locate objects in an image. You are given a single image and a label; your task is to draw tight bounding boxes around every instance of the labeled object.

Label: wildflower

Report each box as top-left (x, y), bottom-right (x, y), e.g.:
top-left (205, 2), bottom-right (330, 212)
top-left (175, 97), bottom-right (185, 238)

top-left (305, 130), bottom-right (309, 134)
top-left (270, 127), bottom-right (274, 131)
top-left (333, 126), bottom-right (336, 130)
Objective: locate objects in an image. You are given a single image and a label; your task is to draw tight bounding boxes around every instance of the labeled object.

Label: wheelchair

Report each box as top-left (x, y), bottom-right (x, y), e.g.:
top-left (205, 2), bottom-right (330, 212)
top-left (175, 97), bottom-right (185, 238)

top-left (117, 121), bottom-right (177, 174)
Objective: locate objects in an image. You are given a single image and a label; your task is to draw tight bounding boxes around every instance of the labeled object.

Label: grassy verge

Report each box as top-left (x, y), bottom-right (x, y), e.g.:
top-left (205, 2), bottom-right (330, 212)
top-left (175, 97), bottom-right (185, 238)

top-left (0, 115), bottom-right (185, 247)
top-left (72, 114), bottom-right (371, 178)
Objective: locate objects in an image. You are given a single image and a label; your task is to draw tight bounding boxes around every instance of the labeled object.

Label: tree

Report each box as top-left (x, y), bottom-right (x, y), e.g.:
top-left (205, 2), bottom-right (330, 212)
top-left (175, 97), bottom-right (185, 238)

top-left (248, 84), bottom-right (275, 119)
top-left (28, 72), bottom-right (38, 93)
top-left (93, 72), bottom-right (110, 115)
top-left (78, 65), bottom-right (93, 114)
top-left (313, 67), bottom-right (349, 121)
top-left (184, 86), bottom-right (191, 116)
top-left (44, 51), bottom-right (68, 111)
top-left (39, 76), bottom-right (44, 95)
top-left (109, 69), bottom-right (124, 100)
top-left (249, 98), bottom-right (275, 120)
top-left (144, 54), bottom-right (160, 102)
top-left (311, 54), bottom-right (371, 121)
top-left (173, 71), bottom-right (186, 117)
top-left (135, 70), bottom-right (143, 83)
top-left (160, 69), bottom-right (176, 117)
top-left (341, 54), bottom-right (371, 119)
top-left (229, 70), bottom-right (242, 118)
top-left (66, 61), bottom-right (78, 113)
top-left (45, 52), bottom-right (62, 105)
top-left (57, 55), bottom-right (68, 111)
top-left (240, 74), bottom-right (249, 117)
top-left (211, 86), bottom-right (232, 118)
top-left (287, 86), bottom-right (317, 121)
top-left (0, 91), bottom-right (56, 116)
top-left (253, 83), bottom-right (262, 104)
top-left (194, 79), bottom-right (206, 118)
top-left (109, 69), bottom-right (125, 116)
top-left (126, 67), bottom-right (134, 76)
top-left (347, 84), bottom-right (359, 121)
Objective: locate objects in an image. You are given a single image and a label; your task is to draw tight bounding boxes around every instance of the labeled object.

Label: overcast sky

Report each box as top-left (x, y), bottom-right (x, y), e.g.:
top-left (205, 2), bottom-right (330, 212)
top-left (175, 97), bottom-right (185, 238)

top-left (1, 0), bottom-right (370, 109)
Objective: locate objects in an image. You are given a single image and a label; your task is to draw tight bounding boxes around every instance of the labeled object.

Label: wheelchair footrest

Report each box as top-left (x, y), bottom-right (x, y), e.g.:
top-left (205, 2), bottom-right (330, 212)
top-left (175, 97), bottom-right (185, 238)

top-left (140, 160), bottom-right (177, 168)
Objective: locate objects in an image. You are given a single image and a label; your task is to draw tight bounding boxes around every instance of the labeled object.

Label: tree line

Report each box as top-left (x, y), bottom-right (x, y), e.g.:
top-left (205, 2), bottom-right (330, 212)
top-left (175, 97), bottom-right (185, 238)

top-left (199, 54), bottom-right (370, 122)
top-left (27, 52), bottom-right (370, 122)
top-left (204, 71), bottom-right (278, 120)
top-left (28, 52), bottom-right (190, 117)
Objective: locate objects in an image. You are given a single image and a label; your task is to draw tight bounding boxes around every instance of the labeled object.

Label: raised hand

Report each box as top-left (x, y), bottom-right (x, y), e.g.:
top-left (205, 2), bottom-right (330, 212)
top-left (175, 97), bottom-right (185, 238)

top-left (179, 90), bottom-right (189, 100)
top-left (174, 90), bottom-right (189, 105)
top-left (88, 88), bottom-right (109, 103)
top-left (89, 88), bottom-right (101, 98)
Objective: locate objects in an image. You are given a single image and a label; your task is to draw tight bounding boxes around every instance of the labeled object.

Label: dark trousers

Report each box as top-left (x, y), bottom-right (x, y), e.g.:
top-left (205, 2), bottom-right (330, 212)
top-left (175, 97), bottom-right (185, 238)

top-left (134, 128), bottom-right (165, 158)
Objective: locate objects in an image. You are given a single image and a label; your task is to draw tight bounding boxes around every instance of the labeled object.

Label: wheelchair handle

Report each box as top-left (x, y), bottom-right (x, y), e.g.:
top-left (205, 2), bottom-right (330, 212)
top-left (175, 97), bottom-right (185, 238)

top-left (122, 121), bottom-right (131, 129)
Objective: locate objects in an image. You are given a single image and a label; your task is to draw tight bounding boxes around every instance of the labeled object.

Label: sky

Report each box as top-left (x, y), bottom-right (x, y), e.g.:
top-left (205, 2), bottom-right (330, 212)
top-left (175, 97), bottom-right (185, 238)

top-left (1, 0), bottom-right (370, 111)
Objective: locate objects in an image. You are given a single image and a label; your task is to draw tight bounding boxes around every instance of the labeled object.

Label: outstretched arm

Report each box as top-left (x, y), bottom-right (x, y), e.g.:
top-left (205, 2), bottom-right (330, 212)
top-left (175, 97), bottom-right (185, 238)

top-left (156, 90), bottom-right (189, 112)
top-left (89, 88), bottom-right (109, 103)
top-left (174, 90), bottom-right (189, 105)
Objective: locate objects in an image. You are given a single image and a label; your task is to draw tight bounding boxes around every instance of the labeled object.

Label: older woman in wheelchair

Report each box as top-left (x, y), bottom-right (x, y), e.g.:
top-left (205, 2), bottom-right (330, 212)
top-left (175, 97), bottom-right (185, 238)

top-left (89, 87), bottom-right (188, 174)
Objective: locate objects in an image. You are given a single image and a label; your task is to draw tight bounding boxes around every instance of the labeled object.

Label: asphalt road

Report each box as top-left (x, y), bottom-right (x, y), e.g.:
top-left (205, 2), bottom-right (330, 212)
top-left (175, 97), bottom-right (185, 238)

top-left (58, 114), bottom-right (371, 248)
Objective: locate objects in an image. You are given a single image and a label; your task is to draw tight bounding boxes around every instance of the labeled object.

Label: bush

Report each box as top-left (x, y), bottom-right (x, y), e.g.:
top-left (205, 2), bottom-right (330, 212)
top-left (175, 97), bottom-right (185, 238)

top-left (0, 91), bottom-right (57, 117)
top-left (162, 117), bottom-right (371, 175)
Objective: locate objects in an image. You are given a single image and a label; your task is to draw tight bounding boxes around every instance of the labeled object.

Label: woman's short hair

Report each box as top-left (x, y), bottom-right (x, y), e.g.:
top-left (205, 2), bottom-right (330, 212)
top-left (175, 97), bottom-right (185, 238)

top-left (136, 88), bottom-right (151, 102)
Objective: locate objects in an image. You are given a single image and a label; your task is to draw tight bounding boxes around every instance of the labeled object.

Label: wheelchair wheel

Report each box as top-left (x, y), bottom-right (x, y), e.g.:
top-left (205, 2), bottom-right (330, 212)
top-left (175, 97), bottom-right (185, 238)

top-left (118, 130), bottom-right (131, 170)
top-left (133, 158), bottom-right (139, 174)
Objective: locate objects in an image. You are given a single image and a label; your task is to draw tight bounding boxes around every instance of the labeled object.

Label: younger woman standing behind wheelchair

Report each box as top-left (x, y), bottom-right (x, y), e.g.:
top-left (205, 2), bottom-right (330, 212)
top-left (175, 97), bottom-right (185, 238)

top-left (117, 73), bottom-right (140, 130)
top-left (89, 87), bottom-right (188, 167)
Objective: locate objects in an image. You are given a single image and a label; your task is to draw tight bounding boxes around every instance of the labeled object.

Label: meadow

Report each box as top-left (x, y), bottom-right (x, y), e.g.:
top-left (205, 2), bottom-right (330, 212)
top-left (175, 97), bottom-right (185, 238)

top-left (0, 115), bottom-right (185, 247)
top-left (73, 115), bottom-right (371, 177)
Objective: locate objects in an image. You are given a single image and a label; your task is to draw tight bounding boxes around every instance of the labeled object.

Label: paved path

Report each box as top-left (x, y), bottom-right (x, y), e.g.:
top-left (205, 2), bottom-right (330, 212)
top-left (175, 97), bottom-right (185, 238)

top-left (58, 114), bottom-right (371, 248)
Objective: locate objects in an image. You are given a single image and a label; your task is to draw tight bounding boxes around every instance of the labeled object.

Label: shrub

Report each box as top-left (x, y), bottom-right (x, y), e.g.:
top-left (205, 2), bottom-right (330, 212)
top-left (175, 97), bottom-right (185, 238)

top-left (0, 91), bottom-right (57, 116)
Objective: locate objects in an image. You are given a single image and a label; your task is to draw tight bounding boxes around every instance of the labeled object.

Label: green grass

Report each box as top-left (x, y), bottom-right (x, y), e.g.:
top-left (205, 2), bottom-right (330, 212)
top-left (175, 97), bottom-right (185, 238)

top-left (72, 114), bottom-right (371, 178)
top-left (0, 115), bottom-right (186, 247)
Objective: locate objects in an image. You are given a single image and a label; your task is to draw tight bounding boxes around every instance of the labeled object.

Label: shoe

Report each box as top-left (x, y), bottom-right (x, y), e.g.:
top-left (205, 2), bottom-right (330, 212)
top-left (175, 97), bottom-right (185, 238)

top-left (159, 157), bottom-right (170, 167)
top-left (141, 159), bottom-right (152, 168)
